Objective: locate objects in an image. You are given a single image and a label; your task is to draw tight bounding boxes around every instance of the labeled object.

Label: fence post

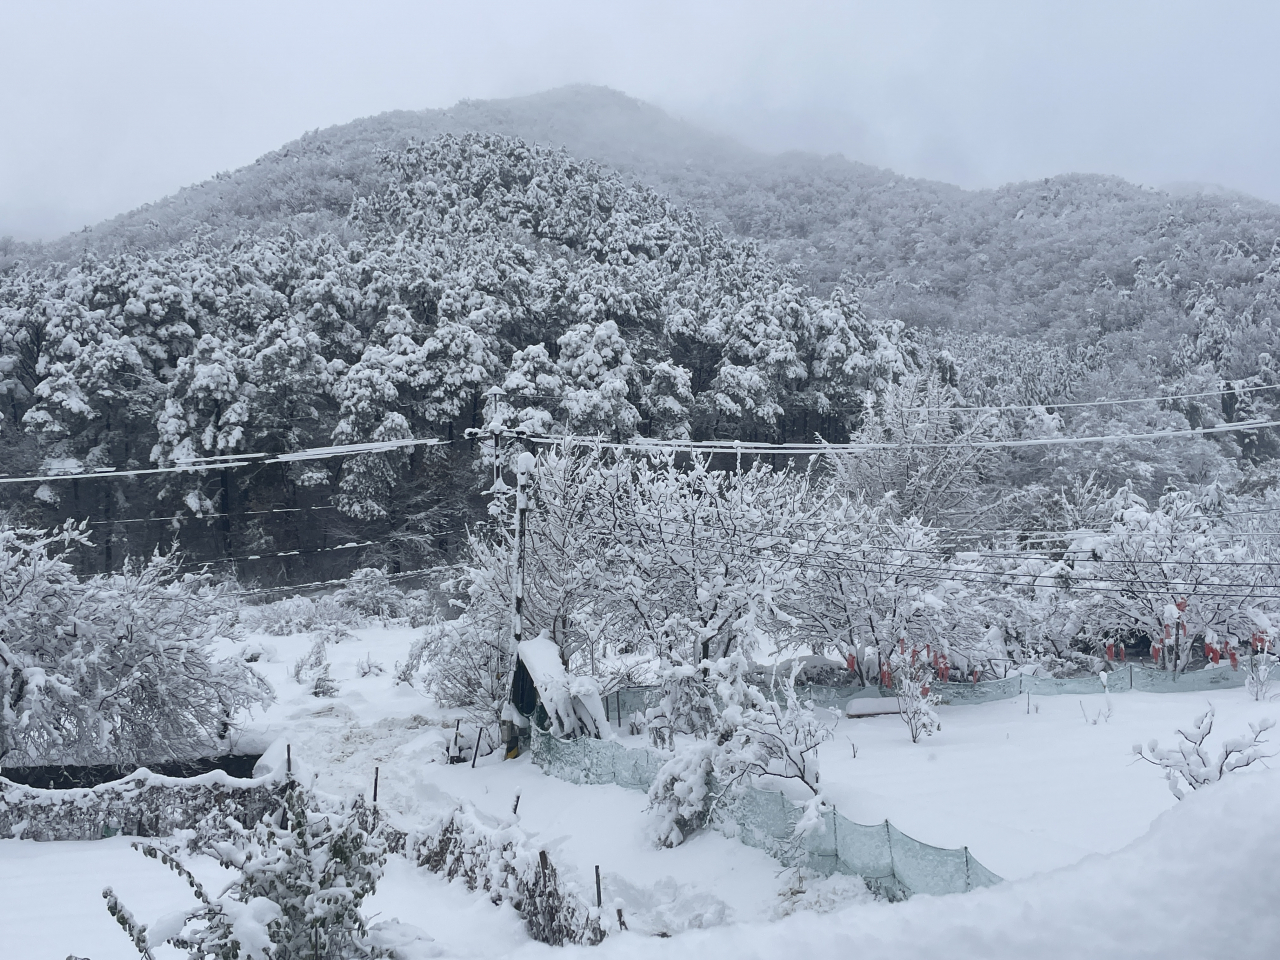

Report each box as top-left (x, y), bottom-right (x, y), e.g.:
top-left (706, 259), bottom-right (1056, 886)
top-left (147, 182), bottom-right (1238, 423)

top-left (964, 846), bottom-right (972, 891)
top-left (884, 820), bottom-right (897, 893)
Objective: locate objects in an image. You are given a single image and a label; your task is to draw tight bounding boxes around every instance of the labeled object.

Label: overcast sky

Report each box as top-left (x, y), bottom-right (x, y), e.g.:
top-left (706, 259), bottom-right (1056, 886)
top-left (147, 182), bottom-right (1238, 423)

top-left (3, 0), bottom-right (1278, 240)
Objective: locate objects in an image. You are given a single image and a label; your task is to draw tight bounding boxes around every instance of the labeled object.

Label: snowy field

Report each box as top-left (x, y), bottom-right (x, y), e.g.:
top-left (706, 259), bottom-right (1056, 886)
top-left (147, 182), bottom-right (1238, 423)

top-left (3, 624), bottom-right (1278, 960)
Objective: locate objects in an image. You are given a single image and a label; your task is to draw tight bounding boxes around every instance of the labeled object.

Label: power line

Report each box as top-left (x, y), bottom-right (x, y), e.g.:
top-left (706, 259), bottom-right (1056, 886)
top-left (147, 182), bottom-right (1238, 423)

top-left (87, 505), bottom-right (340, 527)
top-left (547, 502), bottom-right (1280, 569)
top-left (532, 504), bottom-right (1280, 601)
top-left (0, 436), bottom-right (451, 485)
top-left (911, 381), bottom-right (1280, 413)
top-left (524, 418), bottom-right (1280, 456)
top-left (227, 566), bottom-right (437, 599)
top-left (180, 539), bottom-right (382, 568)
top-left (496, 381), bottom-right (1280, 415)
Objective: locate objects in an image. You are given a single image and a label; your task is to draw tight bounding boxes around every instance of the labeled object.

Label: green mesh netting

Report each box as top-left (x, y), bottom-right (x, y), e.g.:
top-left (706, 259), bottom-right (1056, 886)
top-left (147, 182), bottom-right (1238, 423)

top-left (605, 665), bottom-right (1244, 717)
top-left (558, 665), bottom-right (1244, 898)
top-left (530, 730), bottom-right (1001, 900)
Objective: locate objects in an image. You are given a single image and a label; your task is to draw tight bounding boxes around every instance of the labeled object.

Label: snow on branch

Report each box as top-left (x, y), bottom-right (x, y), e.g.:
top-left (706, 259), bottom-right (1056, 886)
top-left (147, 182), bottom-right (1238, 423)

top-left (1132, 704), bottom-right (1275, 799)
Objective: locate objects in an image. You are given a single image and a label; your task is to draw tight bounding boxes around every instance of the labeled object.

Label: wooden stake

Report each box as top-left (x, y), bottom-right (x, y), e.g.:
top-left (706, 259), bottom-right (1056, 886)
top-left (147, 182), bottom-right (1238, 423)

top-left (286, 744), bottom-right (292, 776)
top-left (471, 729), bottom-right (482, 767)
top-left (372, 766), bottom-right (379, 803)
top-left (595, 865), bottom-right (602, 908)
top-left (616, 908), bottom-right (627, 930)
top-left (512, 792), bottom-right (521, 815)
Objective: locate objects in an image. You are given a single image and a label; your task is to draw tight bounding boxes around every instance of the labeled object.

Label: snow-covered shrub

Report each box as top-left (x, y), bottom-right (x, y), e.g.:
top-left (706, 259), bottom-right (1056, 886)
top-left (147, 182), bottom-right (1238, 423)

top-left (291, 638), bottom-right (339, 698)
top-left (249, 595), bottom-right (364, 636)
top-left (774, 868), bottom-right (876, 917)
top-left (0, 768), bottom-right (285, 843)
top-left (893, 651), bottom-right (942, 744)
top-left (1133, 705), bottom-right (1275, 799)
top-left (413, 803), bottom-right (605, 947)
top-left (394, 633), bottom-right (430, 686)
top-left (647, 656), bottom-right (831, 847)
top-left (356, 654), bottom-right (385, 678)
top-left (647, 741), bottom-right (716, 847)
top-left (416, 617), bottom-right (511, 725)
top-left (0, 523), bottom-right (272, 767)
top-left (240, 639), bottom-right (278, 664)
top-left (104, 783), bottom-right (388, 959)
top-left (645, 661), bottom-right (717, 751)
top-left (333, 568), bottom-right (435, 624)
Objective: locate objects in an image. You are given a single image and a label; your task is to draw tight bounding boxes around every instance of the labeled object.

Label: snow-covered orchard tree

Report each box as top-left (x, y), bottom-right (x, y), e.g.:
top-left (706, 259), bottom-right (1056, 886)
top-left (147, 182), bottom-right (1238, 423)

top-left (439, 444), bottom-right (814, 681)
top-left (783, 495), bottom-right (976, 684)
top-left (647, 655), bottom-right (831, 848)
top-left (0, 522), bottom-right (271, 767)
top-left (1068, 485), bottom-right (1278, 672)
top-left (600, 452), bottom-right (811, 666)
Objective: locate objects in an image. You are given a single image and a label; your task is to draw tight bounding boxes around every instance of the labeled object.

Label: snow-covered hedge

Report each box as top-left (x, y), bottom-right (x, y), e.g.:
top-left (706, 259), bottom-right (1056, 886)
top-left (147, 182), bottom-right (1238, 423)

top-left (389, 803), bottom-right (606, 947)
top-left (0, 766), bottom-right (286, 843)
top-left (246, 595), bottom-right (366, 636)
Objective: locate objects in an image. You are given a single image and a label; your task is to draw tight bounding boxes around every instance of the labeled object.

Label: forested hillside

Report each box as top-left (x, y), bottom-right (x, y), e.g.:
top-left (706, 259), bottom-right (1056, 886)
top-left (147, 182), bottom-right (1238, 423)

top-left (0, 133), bottom-right (906, 576)
top-left (2, 86), bottom-right (1280, 584)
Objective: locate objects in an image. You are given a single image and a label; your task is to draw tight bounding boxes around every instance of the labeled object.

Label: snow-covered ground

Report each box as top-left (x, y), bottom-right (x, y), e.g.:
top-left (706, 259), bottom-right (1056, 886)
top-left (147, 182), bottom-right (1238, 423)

top-left (3, 624), bottom-right (1278, 959)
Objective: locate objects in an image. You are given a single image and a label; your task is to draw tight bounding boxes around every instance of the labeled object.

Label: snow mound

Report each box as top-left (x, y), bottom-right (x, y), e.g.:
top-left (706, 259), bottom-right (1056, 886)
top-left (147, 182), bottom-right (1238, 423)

top-left (592, 767), bottom-right (1280, 960)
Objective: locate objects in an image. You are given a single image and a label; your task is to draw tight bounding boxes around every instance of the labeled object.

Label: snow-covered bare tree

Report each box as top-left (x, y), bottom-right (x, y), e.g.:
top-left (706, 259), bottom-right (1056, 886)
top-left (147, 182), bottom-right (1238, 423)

top-left (1133, 705), bottom-right (1274, 799)
top-left (647, 655), bottom-right (831, 848)
top-left (1069, 485), bottom-right (1277, 673)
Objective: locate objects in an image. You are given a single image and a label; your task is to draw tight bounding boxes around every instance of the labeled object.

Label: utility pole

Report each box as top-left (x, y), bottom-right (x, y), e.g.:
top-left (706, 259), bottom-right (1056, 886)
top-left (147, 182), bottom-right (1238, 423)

top-left (483, 386), bottom-right (505, 493)
top-left (470, 390), bottom-right (539, 759)
top-left (503, 448), bottom-right (536, 758)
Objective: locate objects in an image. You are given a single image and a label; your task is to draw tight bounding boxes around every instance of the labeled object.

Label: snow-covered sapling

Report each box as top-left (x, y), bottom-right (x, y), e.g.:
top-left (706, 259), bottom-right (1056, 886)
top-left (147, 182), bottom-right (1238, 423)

top-left (1133, 704), bottom-right (1275, 799)
top-left (645, 660), bottom-right (717, 750)
top-left (892, 649), bottom-right (941, 743)
top-left (291, 636), bottom-right (340, 698)
top-left (1245, 630), bottom-right (1277, 702)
